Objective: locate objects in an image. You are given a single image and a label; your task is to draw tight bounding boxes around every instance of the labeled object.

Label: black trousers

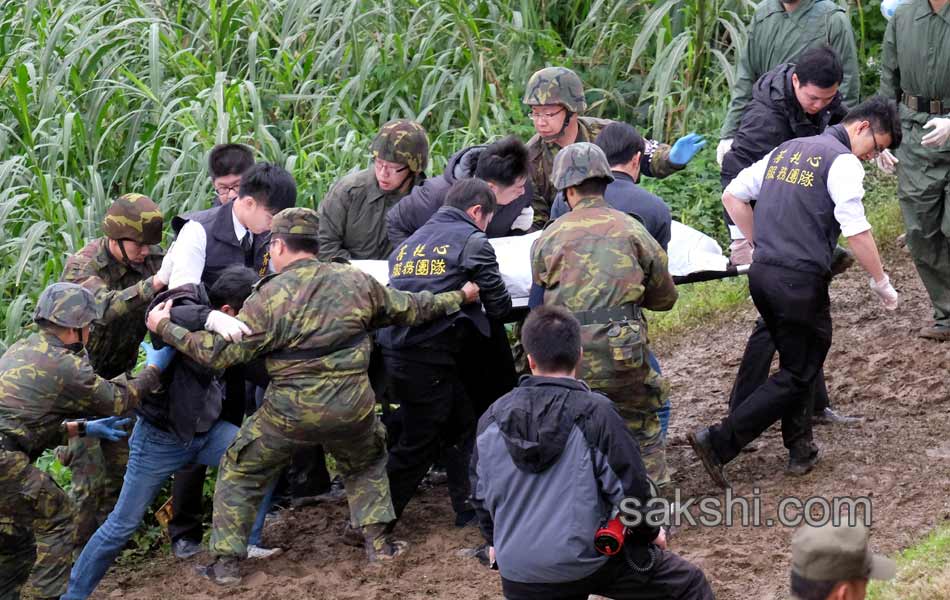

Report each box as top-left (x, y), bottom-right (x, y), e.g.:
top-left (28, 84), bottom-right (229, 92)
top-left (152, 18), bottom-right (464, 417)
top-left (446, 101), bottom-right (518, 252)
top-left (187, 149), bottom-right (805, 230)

top-left (501, 549), bottom-right (714, 600)
top-left (728, 317), bottom-right (830, 414)
top-left (711, 263), bottom-right (832, 463)
top-left (384, 349), bottom-right (475, 519)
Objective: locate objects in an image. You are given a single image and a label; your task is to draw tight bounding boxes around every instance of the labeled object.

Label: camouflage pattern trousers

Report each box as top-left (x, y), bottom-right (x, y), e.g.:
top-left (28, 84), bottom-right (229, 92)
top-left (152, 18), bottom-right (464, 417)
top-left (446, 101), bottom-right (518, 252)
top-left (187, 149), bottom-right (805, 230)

top-left (594, 361), bottom-right (671, 488)
top-left (210, 373), bottom-right (394, 559)
top-left (0, 449), bottom-right (75, 600)
top-left (56, 434), bottom-right (129, 545)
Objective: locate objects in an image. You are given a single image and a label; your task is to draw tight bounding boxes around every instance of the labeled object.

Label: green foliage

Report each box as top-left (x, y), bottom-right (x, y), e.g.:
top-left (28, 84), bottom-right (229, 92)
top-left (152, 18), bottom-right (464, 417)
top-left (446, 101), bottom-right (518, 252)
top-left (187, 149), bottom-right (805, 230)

top-left (34, 448), bottom-right (72, 489)
top-left (868, 521), bottom-right (950, 600)
top-left (851, 0), bottom-right (890, 98)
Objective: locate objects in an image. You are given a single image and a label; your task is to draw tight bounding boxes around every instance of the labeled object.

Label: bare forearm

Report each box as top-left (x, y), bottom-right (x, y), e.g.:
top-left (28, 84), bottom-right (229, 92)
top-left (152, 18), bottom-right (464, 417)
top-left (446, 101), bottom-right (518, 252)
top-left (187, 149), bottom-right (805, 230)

top-left (723, 193), bottom-right (755, 241)
top-left (846, 230), bottom-right (885, 282)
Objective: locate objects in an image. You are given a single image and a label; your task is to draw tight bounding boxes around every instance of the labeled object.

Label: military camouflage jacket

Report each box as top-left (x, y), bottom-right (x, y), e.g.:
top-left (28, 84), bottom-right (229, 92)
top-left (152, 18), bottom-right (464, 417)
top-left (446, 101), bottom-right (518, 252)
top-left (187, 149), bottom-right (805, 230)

top-left (156, 256), bottom-right (464, 399)
top-left (531, 196), bottom-right (678, 386)
top-left (61, 237), bottom-right (163, 378)
top-left (527, 117), bottom-right (681, 229)
top-left (317, 167), bottom-right (424, 262)
top-left (0, 331), bottom-right (160, 460)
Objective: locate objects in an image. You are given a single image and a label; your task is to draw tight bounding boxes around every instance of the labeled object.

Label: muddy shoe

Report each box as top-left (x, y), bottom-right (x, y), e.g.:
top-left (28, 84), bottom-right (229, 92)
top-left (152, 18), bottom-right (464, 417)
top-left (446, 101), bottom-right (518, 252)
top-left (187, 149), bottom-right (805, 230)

top-left (195, 556), bottom-right (241, 586)
top-left (830, 245), bottom-right (855, 277)
top-left (362, 523), bottom-right (409, 563)
top-left (247, 544), bottom-right (283, 560)
top-left (687, 428), bottom-right (730, 489)
top-left (172, 538), bottom-right (202, 559)
top-left (919, 324), bottom-right (950, 341)
top-left (812, 407), bottom-right (863, 426)
top-left (340, 520), bottom-right (364, 547)
top-left (787, 444), bottom-right (823, 477)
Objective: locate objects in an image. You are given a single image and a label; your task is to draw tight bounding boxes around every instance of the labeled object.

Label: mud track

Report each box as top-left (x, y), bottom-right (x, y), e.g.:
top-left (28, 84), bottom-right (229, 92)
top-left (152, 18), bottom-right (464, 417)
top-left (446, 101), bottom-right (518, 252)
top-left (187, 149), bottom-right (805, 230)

top-left (96, 245), bottom-right (950, 599)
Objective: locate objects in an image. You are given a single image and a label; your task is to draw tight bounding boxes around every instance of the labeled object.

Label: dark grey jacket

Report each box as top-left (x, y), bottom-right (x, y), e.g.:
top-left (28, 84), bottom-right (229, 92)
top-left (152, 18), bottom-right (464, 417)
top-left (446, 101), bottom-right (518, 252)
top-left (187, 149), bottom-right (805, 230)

top-left (470, 375), bottom-right (658, 584)
top-left (386, 145), bottom-right (533, 246)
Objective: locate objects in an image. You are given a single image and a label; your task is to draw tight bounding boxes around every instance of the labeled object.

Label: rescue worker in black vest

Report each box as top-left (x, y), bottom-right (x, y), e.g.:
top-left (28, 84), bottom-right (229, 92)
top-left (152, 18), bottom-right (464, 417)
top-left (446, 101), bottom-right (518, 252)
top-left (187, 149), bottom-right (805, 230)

top-left (162, 163), bottom-right (296, 559)
top-left (378, 178), bottom-right (512, 527)
top-left (688, 97), bottom-right (901, 488)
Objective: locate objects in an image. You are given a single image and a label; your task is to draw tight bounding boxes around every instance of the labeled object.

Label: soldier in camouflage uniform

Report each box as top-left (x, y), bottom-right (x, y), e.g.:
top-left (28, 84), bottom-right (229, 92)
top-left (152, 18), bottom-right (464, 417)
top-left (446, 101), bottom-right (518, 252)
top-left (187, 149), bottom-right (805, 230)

top-left (523, 66), bottom-right (705, 229)
top-left (530, 143), bottom-right (678, 486)
top-left (58, 193), bottom-right (169, 544)
top-left (147, 207), bottom-right (479, 585)
top-left (318, 119), bottom-right (429, 261)
top-left (0, 283), bottom-right (171, 600)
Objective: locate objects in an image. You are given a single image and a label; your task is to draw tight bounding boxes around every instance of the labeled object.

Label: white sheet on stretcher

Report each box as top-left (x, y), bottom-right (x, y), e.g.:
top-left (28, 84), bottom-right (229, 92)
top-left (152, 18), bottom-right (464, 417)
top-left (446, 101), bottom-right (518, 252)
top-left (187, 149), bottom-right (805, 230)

top-left (351, 221), bottom-right (729, 304)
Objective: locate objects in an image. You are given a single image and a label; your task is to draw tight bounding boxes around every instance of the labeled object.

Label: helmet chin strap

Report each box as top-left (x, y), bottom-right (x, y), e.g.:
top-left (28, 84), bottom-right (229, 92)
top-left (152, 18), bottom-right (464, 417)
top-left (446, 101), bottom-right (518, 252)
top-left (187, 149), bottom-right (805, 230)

top-left (114, 239), bottom-right (135, 266)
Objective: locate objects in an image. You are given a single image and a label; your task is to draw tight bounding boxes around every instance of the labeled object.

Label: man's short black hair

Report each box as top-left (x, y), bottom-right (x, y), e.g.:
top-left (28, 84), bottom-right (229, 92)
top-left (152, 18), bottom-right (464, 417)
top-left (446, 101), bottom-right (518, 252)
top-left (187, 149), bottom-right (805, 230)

top-left (208, 144), bottom-right (254, 180)
top-left (843, 95), bottom-right (903, 150)
top-left (793, 46), bottom-right (844, 89)
top-left (445, 178), bottom-right (498, 215)
top-left (594, 122), bottom-right (645, 167)
top-left (208, 266), bottom-right (259, 311)
top-left (571, 176), bottom-right (611, 198)
top-left (274, 234), bottom-right (320, 255)
top-left (522, 305), bottom-right (582, 373)
top-left (239, 162), bottom-right (297, 214)
top-left (475, 136), bottom-right (529, 187)
top-left (789, 572), bottom-right (841, 600)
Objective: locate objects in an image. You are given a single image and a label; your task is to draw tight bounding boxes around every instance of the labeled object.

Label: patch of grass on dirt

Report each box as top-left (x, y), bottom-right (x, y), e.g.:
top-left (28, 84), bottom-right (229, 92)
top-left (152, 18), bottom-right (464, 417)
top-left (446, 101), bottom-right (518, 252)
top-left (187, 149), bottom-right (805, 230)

top-left (868, 521), bottom-right (950, 600)
top-left (859, 170), bottom-right (903, 251)
top-left (647, 276), bottom-right (750, 338)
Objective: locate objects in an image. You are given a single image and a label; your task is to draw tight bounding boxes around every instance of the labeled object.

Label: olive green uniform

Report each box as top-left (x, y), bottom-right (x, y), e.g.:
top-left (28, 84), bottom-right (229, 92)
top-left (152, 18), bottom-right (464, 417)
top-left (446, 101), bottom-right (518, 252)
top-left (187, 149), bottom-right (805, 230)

top-left (720, 0), bottom-right (860, 139)
top-left (880, 0), bottom-right (950, 326)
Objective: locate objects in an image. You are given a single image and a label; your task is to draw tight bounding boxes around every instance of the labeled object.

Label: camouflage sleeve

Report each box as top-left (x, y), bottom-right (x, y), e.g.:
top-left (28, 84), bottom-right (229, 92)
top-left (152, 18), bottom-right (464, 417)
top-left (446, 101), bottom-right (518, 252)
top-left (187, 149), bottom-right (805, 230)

top-left (641, 142), bottom-right (685, 179)
top-left (633, 234), bottom-right (678, 312)
top-left (61, 255), bottom-right (157, 325)
top-left (63, 356), bottom-right (160, 416)
top-left (317, 184), bottom-right (351, 262)
top-left (156, 288), bottom-right (276, 370)
top-left (530, 185), bottom-right (551, 230)
top-left (365, 274), bottom-right (465, 329)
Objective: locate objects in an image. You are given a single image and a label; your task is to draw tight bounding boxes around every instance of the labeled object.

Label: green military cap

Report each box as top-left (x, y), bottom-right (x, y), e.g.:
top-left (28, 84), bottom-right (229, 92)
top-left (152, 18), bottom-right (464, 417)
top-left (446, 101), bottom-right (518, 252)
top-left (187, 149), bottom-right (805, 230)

top-left (271, 207), bottom-right (319, 238)
top-left (102, 193), bottom-right (163, 245)
top-left (791, 522), bottom-right (895, 589)
top-left (33, 282), bottom-right (101, 328)
top-left (371, 119), bottom-right (429, 173)
top-left (551, 142), bottom-right (615, 191)
top-left (523, 66), bottom-right (587, 113)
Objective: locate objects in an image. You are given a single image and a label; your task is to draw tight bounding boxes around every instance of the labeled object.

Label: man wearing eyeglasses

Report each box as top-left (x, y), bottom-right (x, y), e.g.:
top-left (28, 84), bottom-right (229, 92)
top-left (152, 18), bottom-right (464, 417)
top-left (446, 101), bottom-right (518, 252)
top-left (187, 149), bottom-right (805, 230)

top-left (688, 97), bottom-right (902, 488)
top-left (318, 119), bottom-right (429, 262)
top-left (208, 144), bottom-right (255, 207)
top-left (523, 66), bottom-right (706, 230)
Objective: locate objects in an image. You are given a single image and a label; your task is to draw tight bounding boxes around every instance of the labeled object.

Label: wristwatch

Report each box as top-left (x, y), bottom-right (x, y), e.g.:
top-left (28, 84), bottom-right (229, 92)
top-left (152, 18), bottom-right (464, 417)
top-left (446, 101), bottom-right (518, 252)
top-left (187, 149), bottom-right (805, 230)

top-left (61, 418), bottom-right (87, 438)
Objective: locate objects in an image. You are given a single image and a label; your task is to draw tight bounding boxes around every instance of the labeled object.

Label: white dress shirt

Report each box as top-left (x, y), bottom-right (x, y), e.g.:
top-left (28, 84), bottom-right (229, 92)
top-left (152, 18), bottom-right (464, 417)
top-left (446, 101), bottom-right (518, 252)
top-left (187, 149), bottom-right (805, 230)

top-left (167, 209), bottom-right (250, 288)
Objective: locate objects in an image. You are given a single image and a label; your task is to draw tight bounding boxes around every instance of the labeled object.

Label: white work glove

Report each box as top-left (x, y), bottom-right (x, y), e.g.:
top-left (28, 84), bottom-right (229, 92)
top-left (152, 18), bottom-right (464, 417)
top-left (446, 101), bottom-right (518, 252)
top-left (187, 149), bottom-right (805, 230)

top-left (921, 117), bottom-right (950, 148)
top-left (874, 149), bottom-right (899, 174)
top-left (716, 138), bottom-right (733, 167)
top-left (204, 310), bottom-right (252, 342)
top-left (154, 243), bottom-right (175, 288)
top-left (510, 206), bottom-right (534, 232)
top-left (869, 274), bottom-right (899, 310)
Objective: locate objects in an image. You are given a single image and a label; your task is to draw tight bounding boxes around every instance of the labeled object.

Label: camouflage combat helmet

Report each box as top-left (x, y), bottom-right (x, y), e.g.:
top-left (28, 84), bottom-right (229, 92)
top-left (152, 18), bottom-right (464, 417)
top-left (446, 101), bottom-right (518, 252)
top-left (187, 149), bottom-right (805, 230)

top-left (33, 282), bottom-right (100, 328)
top-left (370, 119), bottom-right (429, 173)
top-left (551, 142), bottom-right (615, 191)
top-left (271, 207), bottom-right (319, 238)
top-left (102, 193), bottom-right (163, 245)
top-left (523, 67), bottom-right (587, 113)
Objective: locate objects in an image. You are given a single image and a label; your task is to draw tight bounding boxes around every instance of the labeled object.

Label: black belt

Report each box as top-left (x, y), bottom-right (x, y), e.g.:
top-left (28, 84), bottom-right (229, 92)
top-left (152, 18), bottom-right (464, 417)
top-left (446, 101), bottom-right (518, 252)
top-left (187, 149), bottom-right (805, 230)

top-left (269, 333), bottom-right (368, 361)
top-left (572, 303), bottom-right (641, 326)
top-left (902, 93), bottom-right (949, 115)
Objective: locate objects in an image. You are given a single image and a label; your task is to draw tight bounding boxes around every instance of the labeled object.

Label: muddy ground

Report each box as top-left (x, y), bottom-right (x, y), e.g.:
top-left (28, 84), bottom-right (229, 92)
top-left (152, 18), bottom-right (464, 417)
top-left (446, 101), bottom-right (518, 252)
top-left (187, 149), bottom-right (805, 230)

top-left (95, 244), bottom-right (950, 599)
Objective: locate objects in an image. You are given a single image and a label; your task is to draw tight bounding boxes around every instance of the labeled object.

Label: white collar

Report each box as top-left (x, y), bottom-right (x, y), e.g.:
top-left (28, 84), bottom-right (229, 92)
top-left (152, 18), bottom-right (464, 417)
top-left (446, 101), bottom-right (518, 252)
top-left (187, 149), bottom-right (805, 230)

top-left (232, 207), bottom-right (249, 242)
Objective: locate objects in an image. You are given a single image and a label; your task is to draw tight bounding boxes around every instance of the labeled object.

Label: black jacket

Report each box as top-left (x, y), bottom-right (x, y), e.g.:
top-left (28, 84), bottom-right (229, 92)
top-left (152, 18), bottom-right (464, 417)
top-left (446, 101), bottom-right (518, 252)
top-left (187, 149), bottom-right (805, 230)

top-left (141, 285), bottom-right (222, 443)
top-left (721, 62), bottom-right (848, 188)
top-left (386, 145), bottom-right (533, 247)
top-left (470, 375), bottom-right (659, 583)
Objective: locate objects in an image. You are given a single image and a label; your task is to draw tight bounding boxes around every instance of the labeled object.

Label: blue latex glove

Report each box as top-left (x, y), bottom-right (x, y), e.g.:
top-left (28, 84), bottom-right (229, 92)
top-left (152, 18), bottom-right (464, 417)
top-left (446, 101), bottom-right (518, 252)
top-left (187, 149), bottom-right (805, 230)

top-left (669, 133), bottom-right (707, 166)
top-left (141, 341), bottom-right (176, 372)
top-left (880, 0), bottom-right (909, 19)
top-left (86, 417), bottom-right (131, 442)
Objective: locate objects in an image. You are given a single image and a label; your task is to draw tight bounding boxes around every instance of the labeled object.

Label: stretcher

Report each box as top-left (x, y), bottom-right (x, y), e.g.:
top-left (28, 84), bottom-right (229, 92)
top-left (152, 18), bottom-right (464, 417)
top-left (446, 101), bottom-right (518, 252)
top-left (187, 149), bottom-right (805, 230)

top-left (352, 221), bottom-right (747, 308)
